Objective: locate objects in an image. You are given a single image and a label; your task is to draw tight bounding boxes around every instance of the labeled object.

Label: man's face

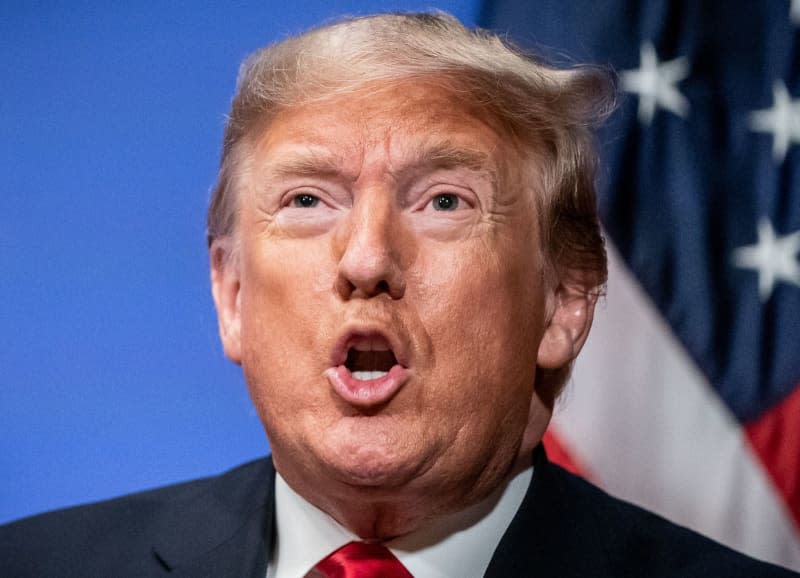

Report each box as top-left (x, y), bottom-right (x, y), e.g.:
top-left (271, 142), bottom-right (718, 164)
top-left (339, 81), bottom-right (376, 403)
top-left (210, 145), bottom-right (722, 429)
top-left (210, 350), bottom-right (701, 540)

top-left (213, 80), bottom-right (574, 535)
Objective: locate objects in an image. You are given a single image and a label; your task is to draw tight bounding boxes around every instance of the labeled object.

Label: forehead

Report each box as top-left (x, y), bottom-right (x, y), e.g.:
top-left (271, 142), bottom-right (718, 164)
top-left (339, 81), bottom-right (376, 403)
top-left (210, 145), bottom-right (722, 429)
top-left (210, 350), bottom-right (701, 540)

top-left (248, 80), bottom-right (522, 183)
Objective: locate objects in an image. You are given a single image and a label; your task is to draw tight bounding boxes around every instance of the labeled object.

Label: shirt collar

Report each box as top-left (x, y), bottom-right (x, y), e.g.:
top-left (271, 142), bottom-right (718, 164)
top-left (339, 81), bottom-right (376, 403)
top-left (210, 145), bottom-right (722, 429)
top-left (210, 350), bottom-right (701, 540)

top-left (268, 465), bottom-right (533, 578)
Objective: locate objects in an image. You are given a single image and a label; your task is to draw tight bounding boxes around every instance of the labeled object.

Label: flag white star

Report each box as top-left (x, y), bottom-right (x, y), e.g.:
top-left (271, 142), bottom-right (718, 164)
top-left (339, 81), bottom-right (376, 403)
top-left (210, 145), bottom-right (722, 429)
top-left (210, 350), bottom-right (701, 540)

top-left (731, 217), bottom-right (800, 302)
top-left (621, 42), bottom-right (690, 125)
top-left (792, 0), bottom-right (800, 25)
top-left (748, 80), bottom-right (800, 163)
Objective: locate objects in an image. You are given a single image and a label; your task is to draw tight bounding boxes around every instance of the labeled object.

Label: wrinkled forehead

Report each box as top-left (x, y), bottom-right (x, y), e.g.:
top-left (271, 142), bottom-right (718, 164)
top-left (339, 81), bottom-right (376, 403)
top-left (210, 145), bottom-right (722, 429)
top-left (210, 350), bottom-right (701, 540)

top-left (244, 78), bottom-right (532, 192)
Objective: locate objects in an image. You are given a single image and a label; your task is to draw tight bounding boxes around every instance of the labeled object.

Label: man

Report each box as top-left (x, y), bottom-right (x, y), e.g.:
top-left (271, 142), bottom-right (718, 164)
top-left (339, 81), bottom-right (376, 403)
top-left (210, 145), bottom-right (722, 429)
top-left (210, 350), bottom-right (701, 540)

top-left (1, 12), bottom-right (797, 577)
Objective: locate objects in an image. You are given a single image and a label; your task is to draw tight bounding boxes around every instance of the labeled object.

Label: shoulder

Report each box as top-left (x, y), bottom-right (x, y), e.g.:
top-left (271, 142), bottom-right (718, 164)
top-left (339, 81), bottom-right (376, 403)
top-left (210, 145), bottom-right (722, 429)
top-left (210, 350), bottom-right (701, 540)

top-left (538, 457), bottom-right (798, 577)
top-left (0, 458), bottom-right (274, 577)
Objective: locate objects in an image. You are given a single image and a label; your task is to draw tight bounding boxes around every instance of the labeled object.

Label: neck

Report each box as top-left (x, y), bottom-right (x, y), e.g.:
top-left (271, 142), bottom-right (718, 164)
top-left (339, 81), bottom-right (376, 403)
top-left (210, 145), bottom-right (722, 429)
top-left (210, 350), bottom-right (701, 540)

top-left (271, 457), bottom-right (535, 578)
top-left (280, 451), bottom-right (534, 540)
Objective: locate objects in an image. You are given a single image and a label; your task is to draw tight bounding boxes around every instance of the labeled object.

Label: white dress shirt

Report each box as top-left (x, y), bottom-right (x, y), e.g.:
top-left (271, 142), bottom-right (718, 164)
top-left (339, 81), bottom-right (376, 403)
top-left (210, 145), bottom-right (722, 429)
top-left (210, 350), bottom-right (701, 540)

top-left (266, 464), bottom-right (533, 578)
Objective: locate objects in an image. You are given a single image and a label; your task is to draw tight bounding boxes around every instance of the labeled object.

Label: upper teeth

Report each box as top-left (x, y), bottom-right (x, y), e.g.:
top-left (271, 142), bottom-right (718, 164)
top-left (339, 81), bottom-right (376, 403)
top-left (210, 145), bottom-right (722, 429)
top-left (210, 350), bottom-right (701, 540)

top-left (353, 337), bottom-right (390, 352)
top-left (352, 370), bottom-right (389, 381)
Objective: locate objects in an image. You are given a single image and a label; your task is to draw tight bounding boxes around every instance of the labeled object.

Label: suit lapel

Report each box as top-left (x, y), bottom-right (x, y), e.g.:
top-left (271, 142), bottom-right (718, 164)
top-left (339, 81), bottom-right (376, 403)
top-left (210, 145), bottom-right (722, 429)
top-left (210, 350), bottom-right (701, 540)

top-left (484, 445), bottom-right (614, 577)
top-left (151, 458), bottom-right (276, 578)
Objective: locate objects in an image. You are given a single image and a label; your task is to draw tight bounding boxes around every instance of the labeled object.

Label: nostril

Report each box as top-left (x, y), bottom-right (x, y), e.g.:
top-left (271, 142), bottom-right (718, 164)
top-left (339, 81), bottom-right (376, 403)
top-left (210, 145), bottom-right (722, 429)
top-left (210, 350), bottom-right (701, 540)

top-left (336, 276), bottom-right (398, 300)
top-left (339, 278), bottom-right (356, 297)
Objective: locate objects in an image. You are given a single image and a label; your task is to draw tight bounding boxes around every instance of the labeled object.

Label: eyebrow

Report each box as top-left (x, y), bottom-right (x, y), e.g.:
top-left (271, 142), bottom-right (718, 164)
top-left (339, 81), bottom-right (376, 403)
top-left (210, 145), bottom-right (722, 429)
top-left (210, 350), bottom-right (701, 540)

top-left (266, 149), bottom-right (346, 180)
top-left (264, 141), bottom-right (498, 185)
top-left (415, 141), bottom-right (495, 175)
top-left (403, 142), bottom-right (499, 194)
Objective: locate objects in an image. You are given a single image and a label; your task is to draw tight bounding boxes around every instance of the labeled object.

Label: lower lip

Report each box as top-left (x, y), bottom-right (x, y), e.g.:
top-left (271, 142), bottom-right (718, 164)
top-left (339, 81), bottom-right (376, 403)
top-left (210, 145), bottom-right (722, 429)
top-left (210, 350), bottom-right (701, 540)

top-left (325, 364), bottom-right (410, 408)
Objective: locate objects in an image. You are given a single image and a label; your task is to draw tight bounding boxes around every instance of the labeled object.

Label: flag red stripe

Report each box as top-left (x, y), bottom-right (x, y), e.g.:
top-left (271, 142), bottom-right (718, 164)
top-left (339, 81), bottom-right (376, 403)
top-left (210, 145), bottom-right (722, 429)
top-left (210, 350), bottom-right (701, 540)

top-left (542, 428), bottom-right (592, 480)
top-left (746, 384), bottom-right (800, 534)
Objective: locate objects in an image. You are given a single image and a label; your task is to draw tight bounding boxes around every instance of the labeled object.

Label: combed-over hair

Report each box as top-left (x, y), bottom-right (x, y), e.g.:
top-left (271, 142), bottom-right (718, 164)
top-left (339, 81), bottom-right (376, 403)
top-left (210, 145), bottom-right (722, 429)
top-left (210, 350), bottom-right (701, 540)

top-left (206, 11), bottom-right (615, 393)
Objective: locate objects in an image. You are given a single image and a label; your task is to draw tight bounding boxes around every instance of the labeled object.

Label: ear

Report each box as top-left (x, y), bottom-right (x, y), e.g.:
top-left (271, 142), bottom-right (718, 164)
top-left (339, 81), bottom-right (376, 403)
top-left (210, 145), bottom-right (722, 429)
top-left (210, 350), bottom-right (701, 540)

top-left (210, 241), bottom-right (242, 365)
top-left (536, 280), bottom-right (597, 371)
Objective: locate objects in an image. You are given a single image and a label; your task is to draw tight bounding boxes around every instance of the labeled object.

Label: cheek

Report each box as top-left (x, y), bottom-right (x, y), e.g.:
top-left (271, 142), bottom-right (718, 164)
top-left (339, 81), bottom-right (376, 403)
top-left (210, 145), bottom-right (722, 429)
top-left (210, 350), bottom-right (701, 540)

top-left (241, 236), bottom-right (334, 326)
top-left (412, 237), bottom-right (545, 412)
top-left (237, 241), bottom-right (336, 401)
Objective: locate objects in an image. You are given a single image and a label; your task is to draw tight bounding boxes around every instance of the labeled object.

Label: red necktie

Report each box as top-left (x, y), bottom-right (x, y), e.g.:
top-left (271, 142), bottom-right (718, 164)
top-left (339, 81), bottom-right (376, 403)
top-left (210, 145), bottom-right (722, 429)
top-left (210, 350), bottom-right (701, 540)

top-left (305, 541), bottom-right (414, 578)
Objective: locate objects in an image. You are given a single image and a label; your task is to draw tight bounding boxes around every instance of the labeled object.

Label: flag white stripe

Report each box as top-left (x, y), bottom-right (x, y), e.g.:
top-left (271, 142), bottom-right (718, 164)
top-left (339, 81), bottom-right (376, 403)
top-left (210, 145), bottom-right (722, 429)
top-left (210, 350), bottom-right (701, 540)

top-left (553, 240), bottom-right (800, 570)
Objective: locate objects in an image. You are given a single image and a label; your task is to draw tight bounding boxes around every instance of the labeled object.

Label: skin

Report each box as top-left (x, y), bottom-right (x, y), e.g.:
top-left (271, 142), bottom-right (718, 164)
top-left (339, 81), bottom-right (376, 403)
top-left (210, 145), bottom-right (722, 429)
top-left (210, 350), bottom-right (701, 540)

top-left (211, 80), bottom-right (596, 539)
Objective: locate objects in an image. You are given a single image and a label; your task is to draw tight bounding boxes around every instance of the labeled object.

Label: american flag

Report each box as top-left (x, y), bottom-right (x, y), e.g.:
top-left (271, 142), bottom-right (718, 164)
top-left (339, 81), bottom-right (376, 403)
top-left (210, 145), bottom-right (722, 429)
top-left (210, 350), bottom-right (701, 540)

top-left (481, 0), bottom-right (800, 570)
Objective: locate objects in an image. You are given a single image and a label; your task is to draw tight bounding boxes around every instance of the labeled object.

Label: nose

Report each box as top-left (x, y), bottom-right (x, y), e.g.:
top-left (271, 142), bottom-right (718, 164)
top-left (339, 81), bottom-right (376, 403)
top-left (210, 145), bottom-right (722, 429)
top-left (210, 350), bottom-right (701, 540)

top-left (334, 191), bottom-right (406, 300)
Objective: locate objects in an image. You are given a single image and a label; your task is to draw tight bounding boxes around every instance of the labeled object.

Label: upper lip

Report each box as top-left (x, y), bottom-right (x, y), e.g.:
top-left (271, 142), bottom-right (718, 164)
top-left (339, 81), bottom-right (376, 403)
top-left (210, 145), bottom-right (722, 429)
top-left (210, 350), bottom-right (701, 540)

top-left (330, 325), bottom-right (409, 368)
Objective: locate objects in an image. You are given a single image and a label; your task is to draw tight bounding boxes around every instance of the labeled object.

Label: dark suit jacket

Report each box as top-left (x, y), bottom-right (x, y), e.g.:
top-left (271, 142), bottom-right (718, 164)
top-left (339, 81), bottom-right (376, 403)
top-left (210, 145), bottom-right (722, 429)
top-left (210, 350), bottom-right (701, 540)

top-left (1, 446), bottom-right (797, 577)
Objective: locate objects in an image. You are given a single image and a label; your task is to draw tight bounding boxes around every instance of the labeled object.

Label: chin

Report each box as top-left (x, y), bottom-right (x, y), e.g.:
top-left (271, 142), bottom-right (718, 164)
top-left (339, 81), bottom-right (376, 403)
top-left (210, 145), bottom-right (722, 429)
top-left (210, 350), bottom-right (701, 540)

top-left (319, 435), bottom-right (426, 490)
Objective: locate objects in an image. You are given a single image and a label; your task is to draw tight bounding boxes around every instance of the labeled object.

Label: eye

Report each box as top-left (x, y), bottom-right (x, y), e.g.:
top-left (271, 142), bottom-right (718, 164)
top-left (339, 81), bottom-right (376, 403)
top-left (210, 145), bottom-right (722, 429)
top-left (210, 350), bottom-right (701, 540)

top-left (432, 193), bottom-right (460, 211)
top-left (292, 193), bottom-right (320, 208)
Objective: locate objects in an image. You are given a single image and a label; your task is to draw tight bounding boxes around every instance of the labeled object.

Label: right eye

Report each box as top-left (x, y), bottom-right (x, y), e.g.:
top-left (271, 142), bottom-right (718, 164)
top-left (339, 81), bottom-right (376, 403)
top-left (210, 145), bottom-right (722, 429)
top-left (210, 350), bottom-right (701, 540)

top-left (291, 193), bottom-right (320, 208)
top-left (430, 193), bottom-right (460, 211)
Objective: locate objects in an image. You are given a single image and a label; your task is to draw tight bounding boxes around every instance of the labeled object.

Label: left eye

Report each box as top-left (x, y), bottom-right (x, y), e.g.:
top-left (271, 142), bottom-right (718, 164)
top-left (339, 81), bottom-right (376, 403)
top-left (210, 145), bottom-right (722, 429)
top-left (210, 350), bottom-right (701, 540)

top-left (431, 193), bottom-right (460, 211)
top-left (291, 193), bottom-right (320, 208)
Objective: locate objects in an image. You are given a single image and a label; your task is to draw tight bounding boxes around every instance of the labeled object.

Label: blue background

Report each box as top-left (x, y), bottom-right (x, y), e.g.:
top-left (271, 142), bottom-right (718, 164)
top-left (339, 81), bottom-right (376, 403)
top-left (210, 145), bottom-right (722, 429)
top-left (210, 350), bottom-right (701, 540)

top-left (1, 1), bottom-right (480, 524)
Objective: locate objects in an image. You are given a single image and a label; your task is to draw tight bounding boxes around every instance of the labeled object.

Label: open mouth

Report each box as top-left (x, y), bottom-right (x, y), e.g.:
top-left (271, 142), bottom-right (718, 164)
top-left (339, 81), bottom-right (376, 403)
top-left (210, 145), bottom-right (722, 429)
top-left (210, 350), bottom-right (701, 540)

top-left (345, 336), bottom-right (399, 381)
top-left (326, 331), bottom-right (410, 407)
